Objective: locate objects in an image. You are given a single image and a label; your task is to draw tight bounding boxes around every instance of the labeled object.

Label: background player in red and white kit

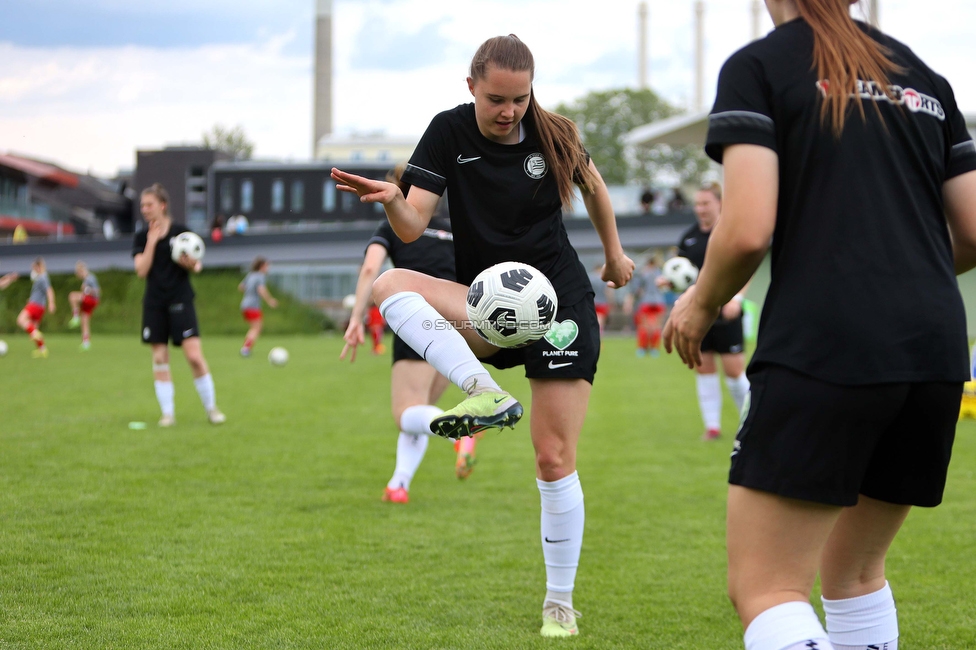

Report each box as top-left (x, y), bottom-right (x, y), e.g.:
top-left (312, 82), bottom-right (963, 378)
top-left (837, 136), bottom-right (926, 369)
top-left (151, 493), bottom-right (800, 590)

top-left (332, 35), bottom-right (634, 637)
top-left (664, 183), bottom-right (750, 439)
top-left (17, 257), bottom-right (54, 358)
top-left (134, 183), bottom-right (225, 427)
top-left (68, 261), bottom-right (100, 351)
top-left (238, 256), bottom-right (278, 357)
top-left (340, 167), bottom-right (475, 502)
top-left (665, 0), bottom-right (976, 648)
top-left (587, 265), bottom-right (613, 337)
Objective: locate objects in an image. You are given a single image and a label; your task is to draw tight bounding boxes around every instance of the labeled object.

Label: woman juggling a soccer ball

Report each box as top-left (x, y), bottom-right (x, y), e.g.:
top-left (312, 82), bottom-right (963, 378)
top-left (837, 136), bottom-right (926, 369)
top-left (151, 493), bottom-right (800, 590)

top-left (665, 0), bottom-right (976, 648)
top-left (133, 183), bottom-right (225, 427)
top-left (332, 34), bottom-right (634, 637)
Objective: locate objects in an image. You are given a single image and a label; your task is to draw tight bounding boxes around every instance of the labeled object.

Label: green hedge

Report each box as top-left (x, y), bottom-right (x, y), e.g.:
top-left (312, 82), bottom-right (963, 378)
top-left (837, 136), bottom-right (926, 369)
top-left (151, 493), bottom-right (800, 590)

top-left (0, 269), bottom-right (331, 335)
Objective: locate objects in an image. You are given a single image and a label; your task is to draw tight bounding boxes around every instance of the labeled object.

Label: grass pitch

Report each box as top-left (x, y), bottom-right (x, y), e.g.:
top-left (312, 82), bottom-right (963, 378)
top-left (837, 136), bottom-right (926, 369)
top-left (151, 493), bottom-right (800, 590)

top-left (1, 333), bottom-right (975, 649)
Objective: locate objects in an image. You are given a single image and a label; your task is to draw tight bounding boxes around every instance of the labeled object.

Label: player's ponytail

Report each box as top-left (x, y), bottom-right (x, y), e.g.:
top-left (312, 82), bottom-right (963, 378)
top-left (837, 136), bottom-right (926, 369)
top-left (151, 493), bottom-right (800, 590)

top-left (796, 0), bottom-right (902, 135)
top-left (141, 183), bottom-right (171, 216)
top-left (470, 35), bottom-right (596, 206)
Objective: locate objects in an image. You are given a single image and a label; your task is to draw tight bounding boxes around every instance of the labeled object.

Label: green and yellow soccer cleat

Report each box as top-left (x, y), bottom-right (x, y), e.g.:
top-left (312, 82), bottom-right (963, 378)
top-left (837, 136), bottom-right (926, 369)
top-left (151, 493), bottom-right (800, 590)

top-left (541, 601), bottom-right (581, 638)
top-left (68, 316), bottom-right (81, 329)
top-left (960, 381), bottom-right (976, 420)
top-left (430, 391), bottom-right (522, 440)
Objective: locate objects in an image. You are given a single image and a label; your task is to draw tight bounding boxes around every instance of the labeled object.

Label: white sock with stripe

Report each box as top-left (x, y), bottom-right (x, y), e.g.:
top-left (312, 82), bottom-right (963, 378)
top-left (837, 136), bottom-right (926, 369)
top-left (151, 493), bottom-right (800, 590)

top-left (696, 372), bottom-right (722, 431)
top-left (380, 292), bottom-right (500, 395)
top-left (538, 472), bottom-right (584, 604)
top-left (744, 601), bottom-right (834, 650)
top-left (154, 380), bottom-right (175, 418)
top-left (193, 373), bottom-right (216, 412)
top-left (822, 582), bottom-right (898, 650)
top-left (388, 433), bottom-right (429, 491)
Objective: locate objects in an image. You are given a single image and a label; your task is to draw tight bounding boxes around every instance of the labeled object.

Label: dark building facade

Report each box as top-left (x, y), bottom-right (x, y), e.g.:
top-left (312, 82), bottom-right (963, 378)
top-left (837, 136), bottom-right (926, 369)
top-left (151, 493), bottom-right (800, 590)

top-left (209, 160), bottom-right (394, 226)
top-left (134, 147), bottom-right (231, 232)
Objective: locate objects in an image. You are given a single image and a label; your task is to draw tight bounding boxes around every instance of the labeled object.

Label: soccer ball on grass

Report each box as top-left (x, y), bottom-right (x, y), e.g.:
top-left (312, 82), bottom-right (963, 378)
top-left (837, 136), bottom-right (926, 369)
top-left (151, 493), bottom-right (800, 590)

top-left (662, 256), bottom-right (699, 293)
top-left (268, 347), bottom-right (289, 366)
top-left (171, 232), bottom-right (206, 263)
top-left (0, 340), bottom-right (7, 357)
top-left (465, 261), bottom-right (558, 349)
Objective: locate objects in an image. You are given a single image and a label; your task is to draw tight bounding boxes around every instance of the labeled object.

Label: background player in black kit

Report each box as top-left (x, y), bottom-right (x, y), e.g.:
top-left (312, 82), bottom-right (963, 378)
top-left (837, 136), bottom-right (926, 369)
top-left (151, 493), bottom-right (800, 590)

top-left (664, 1), bottom-right (976, 649)
top-left (340, 167), bottom-right (478, 503)
top-left (331, 35), bottom-right (634, 638)
top-left (133, 184), bottom-right (225, 428)
top-left (668, 182), bottom-right (750, 440)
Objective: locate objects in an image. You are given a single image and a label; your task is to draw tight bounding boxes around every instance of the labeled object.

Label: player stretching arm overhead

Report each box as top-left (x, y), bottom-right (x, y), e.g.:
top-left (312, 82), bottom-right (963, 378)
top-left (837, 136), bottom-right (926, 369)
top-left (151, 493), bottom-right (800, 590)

top-left (332, 35), bottom-right (633, 637)
top-left (664, 1), bottom-right (976, 648)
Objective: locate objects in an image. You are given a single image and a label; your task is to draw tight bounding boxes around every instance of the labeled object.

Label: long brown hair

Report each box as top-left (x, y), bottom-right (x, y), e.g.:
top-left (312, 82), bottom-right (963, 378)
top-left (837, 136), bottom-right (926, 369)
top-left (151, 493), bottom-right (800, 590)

top-left (796, 0), bottom-right (902, 135)
top-left (141, 183), bottom-right (171, 216)
top-left (469, 35), bottom-right (596, 205)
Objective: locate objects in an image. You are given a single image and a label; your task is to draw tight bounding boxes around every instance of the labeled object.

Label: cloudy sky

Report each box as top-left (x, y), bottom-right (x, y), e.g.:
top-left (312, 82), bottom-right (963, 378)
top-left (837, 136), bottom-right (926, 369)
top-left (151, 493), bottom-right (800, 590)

top-left (1, 0), bottom-right (973, 176)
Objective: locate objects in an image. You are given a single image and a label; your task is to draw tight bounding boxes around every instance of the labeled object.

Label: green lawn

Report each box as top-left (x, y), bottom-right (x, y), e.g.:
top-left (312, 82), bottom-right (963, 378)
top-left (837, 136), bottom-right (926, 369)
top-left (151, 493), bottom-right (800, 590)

top-left (1, 334), bottom-right (975, 648)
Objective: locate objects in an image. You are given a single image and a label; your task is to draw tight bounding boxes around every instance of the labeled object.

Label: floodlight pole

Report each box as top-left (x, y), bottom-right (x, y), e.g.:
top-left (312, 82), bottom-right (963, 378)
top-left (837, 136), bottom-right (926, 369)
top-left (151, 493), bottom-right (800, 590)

top-left (752, 0), bottom-right (763, 41)
top-left (868, 0), bottom-right (880, 27)
top-left (694, 0), bottom-right (705, 112)
top-left (638, 2), bottom-right (649, 89)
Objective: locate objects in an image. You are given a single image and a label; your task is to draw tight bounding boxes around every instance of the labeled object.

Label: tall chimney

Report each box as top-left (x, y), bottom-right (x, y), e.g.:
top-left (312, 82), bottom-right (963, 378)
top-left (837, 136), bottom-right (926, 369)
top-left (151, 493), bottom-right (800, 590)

top-left (638, 2), bottom-right (648, 89)
top-left (752, 0), bottom-right (763, 41)
top-left (313, 0), bottom-right (333, 157)
top-left (694, 1), bottom-right (705, 112)
top-left (868, 0), bottom-right (880, 27)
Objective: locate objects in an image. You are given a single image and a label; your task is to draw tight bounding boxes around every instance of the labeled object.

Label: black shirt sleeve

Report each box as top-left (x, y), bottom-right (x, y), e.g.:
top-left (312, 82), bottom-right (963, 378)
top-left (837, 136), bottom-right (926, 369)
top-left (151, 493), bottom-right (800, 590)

top-left (940, 78), bottom-right (976, 180)
top-left (402, 112), bottom-right (451, 196)
top-left (705, 48), bottom-right (778, 164)
top-left (366, 220), bottom-right (395, 256)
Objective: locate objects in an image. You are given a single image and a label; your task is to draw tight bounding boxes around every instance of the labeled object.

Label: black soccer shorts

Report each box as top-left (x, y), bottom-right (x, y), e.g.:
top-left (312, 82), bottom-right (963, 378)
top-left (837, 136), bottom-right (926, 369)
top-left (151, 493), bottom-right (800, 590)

top-left (729, 364), bottom-right (962, 507)
top-left (142, 300), bottom-right (200, 347)
top-left (392, 333), bottom-right (424, 364)
top-left (701, 314), bottom-right (745, 354)
top-left (483, 294), bottom-right (600, 384)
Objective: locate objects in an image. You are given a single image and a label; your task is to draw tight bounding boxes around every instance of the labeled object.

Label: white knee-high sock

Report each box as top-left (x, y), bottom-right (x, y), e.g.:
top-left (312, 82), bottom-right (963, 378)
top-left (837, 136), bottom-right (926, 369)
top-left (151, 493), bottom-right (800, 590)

top-left (388, 433), bottom-right (429, 491)
top-left (696, 372), bottom-right (722, 431)
top-left (154, 380), bottom-right (175, 418)
top-left (822, 582), bottom-right (898, 650)
top-left (193, 374), bottom-right (216, 411)
top-left (725, 373), bottom-right (751, 413)
top-left (380, 292), bottom-right (499, 395)
top-left (399, 404), bottom-right (443, 437)
top-left (744, 601), bottom-right (834, 650)
top-left (538, 472), bottom-right (585, 605)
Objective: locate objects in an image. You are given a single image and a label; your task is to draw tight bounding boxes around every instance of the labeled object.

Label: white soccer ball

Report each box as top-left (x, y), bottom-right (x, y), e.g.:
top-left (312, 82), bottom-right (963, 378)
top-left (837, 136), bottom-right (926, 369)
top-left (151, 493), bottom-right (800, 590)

top-left (465, 261), bottom-right (558, 349)
top-left (662, 256), bottom-right (699, 293)
top-left (0, 340), bottom-right (7, 357)
top-left (342, 294), bottom-right (356, 310)
top-left (268, 346), bottom-right (289, 366)
top-left (171, 231), bottom-right (206, 263)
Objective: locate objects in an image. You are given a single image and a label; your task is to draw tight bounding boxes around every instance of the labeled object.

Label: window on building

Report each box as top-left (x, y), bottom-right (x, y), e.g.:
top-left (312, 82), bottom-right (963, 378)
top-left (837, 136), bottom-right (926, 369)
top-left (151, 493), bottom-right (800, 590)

top-left (378, 150), bottom-right (390, 161)
top-left (350, 150), bottom-right (363, 161)
top-left (220, 178), bottom-right (234, 213)
top-left (341, 190), bottom-right (355, 213)
top-left (271, 179), bottom-right (284, 213)
top-left (291, 180), bottom-right (304, 213)
top-left (322, 181), bottom-right (336, 212)
top-left (240, 179), bottom-right (253, 213)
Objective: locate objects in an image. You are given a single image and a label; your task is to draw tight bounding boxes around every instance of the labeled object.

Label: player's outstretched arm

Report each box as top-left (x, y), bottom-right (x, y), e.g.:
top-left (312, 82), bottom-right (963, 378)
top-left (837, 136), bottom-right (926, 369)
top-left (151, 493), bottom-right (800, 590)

top-left (0, 272), bottom-right (18, 290)
top-left (580, 160), bottom-right (635, 289)
top-left (258, 284), bottom-right (278, 309)
top-left (331, 168), bottom-right (438, 243)
top-left (945, 170), bottom-right (976, 274)
top-left (340, 244), bottom-right (388, 363)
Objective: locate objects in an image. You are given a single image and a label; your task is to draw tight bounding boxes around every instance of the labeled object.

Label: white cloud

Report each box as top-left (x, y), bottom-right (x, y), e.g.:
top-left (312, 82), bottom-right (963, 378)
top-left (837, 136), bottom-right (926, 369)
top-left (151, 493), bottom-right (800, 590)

top-left (1, 0), bottom-right (973, 176)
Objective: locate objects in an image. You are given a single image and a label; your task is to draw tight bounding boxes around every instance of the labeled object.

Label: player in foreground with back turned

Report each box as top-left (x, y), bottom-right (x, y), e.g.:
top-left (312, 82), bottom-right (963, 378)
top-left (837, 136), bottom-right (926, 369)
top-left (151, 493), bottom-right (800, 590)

top-left (17, 257), bottom-right (54, 358)
top-left (332, 35), bottom-right (634, 637)
top-left (133, 183), bottom-right (225, 427)
top-left (341, 167), bottom-right (478, 501)
top-left (664, 1), bottom-right (976, 648)
top-left (239, 256), bottom-right (279, 357)
top-left (68, 261), bottom-right (100, 351)
top-left (665, 182), bottom-right (751, 440)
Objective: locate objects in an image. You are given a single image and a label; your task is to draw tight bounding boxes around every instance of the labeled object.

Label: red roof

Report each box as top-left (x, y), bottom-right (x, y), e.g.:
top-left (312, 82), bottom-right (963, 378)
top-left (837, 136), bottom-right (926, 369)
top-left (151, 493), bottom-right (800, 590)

top-left (0, 154), bottom-right (79, 188)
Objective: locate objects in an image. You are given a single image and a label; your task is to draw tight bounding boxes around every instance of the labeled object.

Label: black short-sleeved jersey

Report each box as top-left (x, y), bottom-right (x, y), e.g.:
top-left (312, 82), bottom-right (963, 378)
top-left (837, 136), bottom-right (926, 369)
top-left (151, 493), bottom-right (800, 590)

top-left (677, 223), bottom-right (711, 270)
top-left (367, 215), bottom-right (456, 282)
top-left (132, 223), bottom-right (195, 306)
top-left (401, 103), bottom-right (591, 306)
top-left (705, 18), bottom-right (976, 385)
